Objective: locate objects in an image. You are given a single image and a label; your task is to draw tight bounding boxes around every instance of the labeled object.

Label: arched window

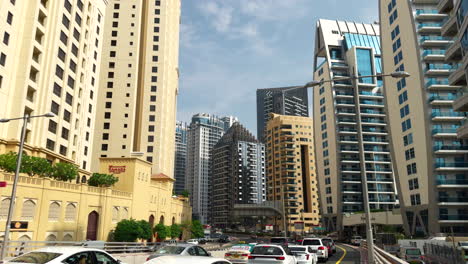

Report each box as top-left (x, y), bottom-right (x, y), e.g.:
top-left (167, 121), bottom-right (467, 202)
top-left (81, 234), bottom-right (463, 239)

top-left (48, 202), bottom-right (61, 221)
top-left (121, 207), bottom-right (128, 219)
top-left (112, 207), bottom-right (119, 222)
top-left (81, 176), bottom-right (87, 183)
top-left (45, 234), bottom-right (57, 241)
top-left (21, 200), bottom-right (36, 220)
top-left (65, 203), bottom-right (77, 222)
top-left (159, 215), bottom-right (164, 225)
top-left (63, 234), bottom-right (73, 241)
top-left (18, 235), bottom-right (31, 241)
top-left (0, 198), bottom-right (11, 220)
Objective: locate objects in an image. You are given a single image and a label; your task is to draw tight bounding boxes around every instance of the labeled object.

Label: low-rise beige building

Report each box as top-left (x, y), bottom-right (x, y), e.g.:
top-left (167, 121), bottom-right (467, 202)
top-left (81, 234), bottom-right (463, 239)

top-left (0, 157), bottom-right (191, 241)
top-left (265, 114), bottom-right (320, 233)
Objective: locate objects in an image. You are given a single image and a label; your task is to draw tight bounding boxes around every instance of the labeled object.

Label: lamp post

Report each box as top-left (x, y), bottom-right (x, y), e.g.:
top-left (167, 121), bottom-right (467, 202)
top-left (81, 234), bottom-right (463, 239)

top-left (287, 71), bottom-right (410, 264)
top-left (0, 113), bottom-right (54, 261)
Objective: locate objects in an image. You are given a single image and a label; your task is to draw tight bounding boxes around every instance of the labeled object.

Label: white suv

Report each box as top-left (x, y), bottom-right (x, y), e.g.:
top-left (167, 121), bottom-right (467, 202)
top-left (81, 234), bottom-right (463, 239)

top-left (301, 238), bottom-right (328, 262)
top-left (248, 244), bottom-right (297, 264)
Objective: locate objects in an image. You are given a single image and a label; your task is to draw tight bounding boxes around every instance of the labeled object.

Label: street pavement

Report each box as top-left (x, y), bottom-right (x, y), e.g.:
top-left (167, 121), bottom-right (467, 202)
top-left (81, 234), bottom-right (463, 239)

top-left (325, 244), bottom-right (362, 264)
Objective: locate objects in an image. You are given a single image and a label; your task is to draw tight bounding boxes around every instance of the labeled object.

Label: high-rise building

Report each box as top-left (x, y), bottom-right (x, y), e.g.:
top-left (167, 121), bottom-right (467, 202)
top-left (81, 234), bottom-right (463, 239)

top-left (185, 113), bottom-right (238, 224)
top-left (174, 121), bottom-right (188, 195)
top-left (0, 0), bottom-right (107, 174)
top-left (379, 0), bottom-right (468, 235)
top-left (91, 0), bottom-right (181, 177)
top-left (266, 114), bottom-right (320, 233)
top-left (256, 87), bottom-right (309, 142)
top-left (312, 19), bottom-right (399, 234)
top-left (210, 123), bottom-right (266, 228)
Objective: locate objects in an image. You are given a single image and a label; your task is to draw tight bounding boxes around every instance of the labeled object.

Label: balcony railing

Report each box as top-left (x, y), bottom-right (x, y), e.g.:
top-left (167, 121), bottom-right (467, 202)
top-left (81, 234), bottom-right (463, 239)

top-left (366, 168), bottom-right (392, 172)
top-left (431, 111), bottom-right (466, 117)
top-left (438, 197), bottom-right (468, 202)
top-left (420, 36), bottom-right (452, 43)
top-left (418, 23), bottom-right (443, 29)
top-left (422, 49), bottom-right (446, 57)
top-left (360, 100), bottom-right (384, 106)
top-left (439, 214), bottom-right (468, 220)
top-left (361, 118), bottom-right (386, 124)
top-left (416, 9), bottom-right (440, 15)
top-left (433, 145), bottom-right (468, 151)
top-left (361, 109), bottom-right (384, 114)
top-left (432, 128), bottom-right (458, 134)
top-left (426, 78), bottom-right (450, 86)
top-left (435, 162), bottom-right (468, 168)
top-left (360, 91), bottom-right (383, 96)
top-left (367, 177), bottom-right (393, 182)
top-left (437, 179), bottom-right (468, 185)
top-left (339, 128), bottom-right (358, 132)
top-left (428, 94), bottom-right (457, 101)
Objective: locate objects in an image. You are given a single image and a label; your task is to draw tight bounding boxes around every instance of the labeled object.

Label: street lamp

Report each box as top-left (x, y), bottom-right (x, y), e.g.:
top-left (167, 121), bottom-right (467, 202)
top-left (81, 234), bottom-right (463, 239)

top-left (289, 71), bottom-right (410, 264)
top-left (0, 113), bottom-right (54, 261)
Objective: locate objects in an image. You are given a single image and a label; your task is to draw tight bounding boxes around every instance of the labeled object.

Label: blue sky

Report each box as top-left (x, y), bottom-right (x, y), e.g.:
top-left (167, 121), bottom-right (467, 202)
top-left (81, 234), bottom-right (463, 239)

top-left (177, 0), bottom-right (378, 136)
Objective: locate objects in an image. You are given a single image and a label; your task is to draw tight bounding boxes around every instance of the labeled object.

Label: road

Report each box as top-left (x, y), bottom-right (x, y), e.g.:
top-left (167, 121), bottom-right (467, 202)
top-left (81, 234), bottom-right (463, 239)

top-left (325, 244), bottom-right (361, 264)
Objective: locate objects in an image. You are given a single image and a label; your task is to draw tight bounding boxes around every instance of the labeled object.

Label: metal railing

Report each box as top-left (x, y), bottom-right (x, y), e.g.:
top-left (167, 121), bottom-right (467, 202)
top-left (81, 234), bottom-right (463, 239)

top-left (361, 240), bottom-right (410, 264)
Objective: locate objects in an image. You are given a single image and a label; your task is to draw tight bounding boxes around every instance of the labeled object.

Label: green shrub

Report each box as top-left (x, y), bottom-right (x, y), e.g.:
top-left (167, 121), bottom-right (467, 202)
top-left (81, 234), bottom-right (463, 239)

top-left (191, 220), bottom-right (204, 238)
top-left (170, 224), bottom-right (182, 239)
top-left (154, 223), bottom-right (171, 241)
top-left (88, 173), bottom-right (119, 187)
top-left (49, 162), bottom-right (78, 181)
top-left (114, 219), bottom-right (143, 242)
top-left (137, 220), bottom-right (153, 240)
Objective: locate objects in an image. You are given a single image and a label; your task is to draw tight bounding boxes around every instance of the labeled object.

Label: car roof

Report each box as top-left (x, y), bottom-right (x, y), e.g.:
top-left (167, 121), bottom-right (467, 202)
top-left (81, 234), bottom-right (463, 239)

top-left (145, 255), bottom-right (228, 264)
top-left (253, 244), bottom-right (284, 248)
top-left (30, 247), bottom-right (106, 254)
top-left (303, 238), bottom-right (321, 240)
top-left (161, 243), bottom-right (193, 247)
top-left (288, 245), bottom-right (308, 248)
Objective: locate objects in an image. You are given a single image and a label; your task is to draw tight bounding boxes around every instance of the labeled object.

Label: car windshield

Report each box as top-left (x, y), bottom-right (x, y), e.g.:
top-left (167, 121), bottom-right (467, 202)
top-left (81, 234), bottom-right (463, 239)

top-left (406, 248), bottom-right (421, 255)
top-left (230, 245), bottom-right (252, 252)
top-left (322, 239), bottom-right (332, 243)
top-left (353, 236), bottom-right (362, 239)
top-left (251, 246), bottom-right (284, 256)
top-left (270, 238), bottom-right (287, 243)
top-left (9, 252), bottom-right (62, 264)
top-left (289, 247), bottom-right (306, 252)
top-left (156, 246), bottom-right (186, 254)
top-left (303, 240), bottom-right (321, 245)
top-left (459, 242), bottom-right (468, 246)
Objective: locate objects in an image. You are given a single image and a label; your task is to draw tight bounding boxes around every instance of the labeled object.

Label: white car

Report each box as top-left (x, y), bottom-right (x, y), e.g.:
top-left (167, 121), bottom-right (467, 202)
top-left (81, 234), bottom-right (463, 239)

top-left (5, 247), bottom-right (123, 264)
top-left (350, 236), bottom-right (362, 246)
top-left (288, 245), bottom-right (318, 264)
top-left (144, 255), bottom-right (232, 264)
top-left (248, 244), bottom-right (297, 264)
top-left (301, 238), bottom-right (328, 262)
top-left (187, 239), bottom-right (199, 245)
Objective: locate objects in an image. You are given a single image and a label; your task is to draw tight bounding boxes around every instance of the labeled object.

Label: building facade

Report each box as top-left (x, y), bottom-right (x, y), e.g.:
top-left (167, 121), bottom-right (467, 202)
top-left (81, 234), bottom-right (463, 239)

top-left (256, 87), bottom-right (309, 142)
top-left (379, 0), bottom-right (468, 235)
top-left (266, 114), bottom-right (320, 233)
top-left (91, 0), bottom-right (181, 177)
top-left (0, 0), bottom-right (107, 173)
top-left (0, 157), bottom-right (191, 242)
top-left (185, 113), bottom-right (237, 224)
top-left (174, 121), bottom-right (188, 195)
top-left (210, 123), bottom-right (266, 228)
top-left (312, 19), bottom-right (399, 235)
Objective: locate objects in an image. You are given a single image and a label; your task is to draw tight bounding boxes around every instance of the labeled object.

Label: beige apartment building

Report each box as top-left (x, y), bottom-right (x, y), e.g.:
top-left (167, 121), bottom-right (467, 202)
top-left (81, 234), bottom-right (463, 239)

top-left (0, 0), bottom-right (108, 173)
top-left (91, 0), bottom-right (181, 177)
top-left (266, 114), bottom-right (320, 233)
top-left (379, 0), bottom-right (468, 235)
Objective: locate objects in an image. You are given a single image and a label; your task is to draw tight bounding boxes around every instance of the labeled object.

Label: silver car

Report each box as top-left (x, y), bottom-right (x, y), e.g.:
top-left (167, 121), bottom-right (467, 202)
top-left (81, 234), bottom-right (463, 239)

top-left (146, 244), bottom-right (211, 261)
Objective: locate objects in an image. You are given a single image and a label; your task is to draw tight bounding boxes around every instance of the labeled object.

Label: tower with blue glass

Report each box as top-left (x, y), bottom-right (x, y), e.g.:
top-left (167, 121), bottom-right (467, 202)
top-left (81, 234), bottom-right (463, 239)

top-left (379, 0), bottom-right (468, 236)
top-left (313, 19), bottom-right (400, 236)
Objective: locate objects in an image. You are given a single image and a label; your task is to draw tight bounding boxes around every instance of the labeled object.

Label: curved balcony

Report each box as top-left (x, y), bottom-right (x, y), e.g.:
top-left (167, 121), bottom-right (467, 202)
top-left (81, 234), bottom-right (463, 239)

top-left (422, 49), bottom-right (446, 61)
top-left (441, 15), bottom-right (457, 37)
top-left (439, 215), bottom-right (468, 222)
top-left (438, 197), bottom-right (468, 204)
top-left (428, 94), bottom-right (457, 105)
top-left (433, 145), bottom-right (468, 153)
top-left (417, 23), bottom-right (442, 33)
top-left (436, 178), bottom-right (468, 187)
top-left (425, 78), bottom-right (463, 90)
top-left (435, 162), bottom-right (468, 170)
top-left (420, 36), bottom-right (453, 47)
top-left (431, 111), bottom-right (465, 121)
top-left (415, 9), bottom-right (447, 20)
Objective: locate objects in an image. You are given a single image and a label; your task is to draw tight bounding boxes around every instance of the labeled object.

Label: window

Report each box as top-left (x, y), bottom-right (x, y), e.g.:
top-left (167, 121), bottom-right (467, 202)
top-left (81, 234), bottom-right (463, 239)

top-left (147, 135), bottom-right (155, 143)
top-left (102, 133), bottom-right (109, 140)
top-left (63, 110), bottom-right (71, 122)
top-left (51, 101), bottom-right (60, 114)
top-left (48, 120), bottom-right (57, 133)
top-left (71, 44), bottom-right (78, 57)
top-left (7, 12), bottom-right (13, 25)
top-left (405, 148), bottom-right (415, 160)
top-left (150, 95), bottom-right (156, 102)
top-left (397, 78), bottom-right (406, 91)
top-left (65, 93), bottom-right (73, 105)
top-left (60, 31), bottom-right (68, 45)
top-left (151, 76), bottom-right (157, 82)
top-left (61, 127), bottom-right (69, 140)
top-left (398, 91), bottom-right (408, 104)
top-left (105, 102), bottom-right (111, 108)
top-left (48, 202), bottom-right (61, 221)
top-left (152, 56), bottom-right (158, 62)
top-left (406, 162), bottom-right (417, 175)
top-left (53, 83), bottom-right (62, 97)
top-left (149, 115), bottom-right (155, 122)
top-left (55, 65), bottom-right (64, 79)
top-left (393, 51), bottom-right (403, 65)
top-left (149, 125), bottom-right (155, 132)
top-left (113, 12), bottom-right (119, 18)
top-left (101, 144), bottom-right (108, 151)
top-left (147, 146), bottom-right (153, 152)
top-left (21, 200), bottom-right (36, 220)
top-left (392, 38), bottom-right (401, 52)
top-left (62, 15), bottom-right (70, 28)
top-left (107, 82), bottom-right (113, 88)
top-left (389, 10), bottom-right (398, 24)
top-left (3, 32), bottom-right (10, 45)
top-left (391, 25), bottom-right (400, 40)
top-left (67, 76), bottom-right (75, 89)
top-left (69, 60), bottom-right (76, 72)
top-left (64, 203), bottom-right (76, 221)
top-left (103, 123), bottom-right (110, 129)
top-left (320, 106), bottom-right (326, 113)
top-left (0, 53), bottom-right (6, 66)
top-left (112, 206), bottom-right (119, 222)
top-left (400, 105), bottom-right (410, 118)
top-left (402, 118), bottom-right (412, 132)
top-left (60, 145), bottom-right (67, 155)
top-left (403, 133), bottom-right (413, 146)
top-left (106, 92), bottom-right (112, 98)
top-left (321, 115), bottom-right (326, 122)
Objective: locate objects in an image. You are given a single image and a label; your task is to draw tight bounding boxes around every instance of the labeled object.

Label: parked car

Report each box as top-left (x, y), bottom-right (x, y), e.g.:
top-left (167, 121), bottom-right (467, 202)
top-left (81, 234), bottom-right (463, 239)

top-left (144, 256), bottom-right (232, 264)
top-left (458, 241), bottom-right (468, 262)
top-left (219, 235), bottom-right (230, 243)
top-left (350, 236), bottom-right (362, 246)
top-left (146, 244), bottom-right (211, 261)
top-left (398, 247), bottom-right (423, 262)
top-left (5, 247), bottom-right (124, 264)
top-left (224, 244), bottom-right (254, 263)
top-left (288, 245), bottom-right (318, 264)
top-left (187, 239), bottom-right (200, 245)
top-left (248, 244), bottom-right (297, 264)
top-left (301, 238), bottom-right (328, 262)
top-left (321, 238), bottom-right (336, 254)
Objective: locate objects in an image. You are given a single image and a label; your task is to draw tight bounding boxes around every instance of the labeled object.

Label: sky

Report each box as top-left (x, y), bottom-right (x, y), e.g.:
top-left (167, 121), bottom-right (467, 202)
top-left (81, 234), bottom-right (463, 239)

top-left (177, 0), bottom-right (379, 136)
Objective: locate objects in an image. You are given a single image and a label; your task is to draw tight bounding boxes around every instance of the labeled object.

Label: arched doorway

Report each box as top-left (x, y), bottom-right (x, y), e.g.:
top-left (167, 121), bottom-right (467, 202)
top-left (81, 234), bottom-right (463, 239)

top-left (149, 215), bottom-right (155, 242)
top-left (86, 211), bottom-right (99, 240)
top-left (172, 217), bottom-right (175, 225)
top-left (159, 215), bottom-right (164, 225)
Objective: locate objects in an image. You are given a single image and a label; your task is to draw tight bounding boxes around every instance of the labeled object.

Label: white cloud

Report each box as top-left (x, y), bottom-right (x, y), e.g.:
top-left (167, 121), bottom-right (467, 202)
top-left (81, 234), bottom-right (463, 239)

top-left (199, 1), bottom-right (234, 33)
